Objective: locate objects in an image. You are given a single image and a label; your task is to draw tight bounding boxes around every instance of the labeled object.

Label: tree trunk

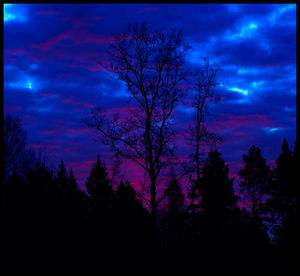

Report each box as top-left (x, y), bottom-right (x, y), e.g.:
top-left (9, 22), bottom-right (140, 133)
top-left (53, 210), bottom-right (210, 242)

top-left (150, 174), bottom-right (157, 228)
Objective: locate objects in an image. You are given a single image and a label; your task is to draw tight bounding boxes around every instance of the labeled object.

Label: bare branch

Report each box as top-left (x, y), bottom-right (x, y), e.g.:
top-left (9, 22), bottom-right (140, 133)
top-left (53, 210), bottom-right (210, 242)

top-left (156, 168), bottom-right (194, 206)
top-left (84, 23), bottom-right (191, 224)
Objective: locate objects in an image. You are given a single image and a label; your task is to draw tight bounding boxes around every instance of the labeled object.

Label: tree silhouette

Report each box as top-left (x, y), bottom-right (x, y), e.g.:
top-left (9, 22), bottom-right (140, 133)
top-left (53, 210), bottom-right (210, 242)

top-left (266, 139), bottom-right (297, 247)
top-left (68, 169), bottom-right (77, 191)
top-left (238, 145), bottom-right (271, 219)
top-left (197, 150), bottom-right (240, 250)
top-left (84, 154), bottom-right (116, 269)
top-left (83, 23), bottom-right (191, 226)
top-left (4, 115), bottom-right (26, 175)
top-left (187, 58), bottom-right (222, 213)
top-left (3, 140), bottom-right (297, 271)
top-left (3, 171), bottom-right (26, 269)
top-left (114, 181), bottom-right (154, 267)
top-left (199, 150), bottom-right (238, 214)
top-left (167, 175), bottom-right (185, 216)
top-left (3, 115), bottom-right (36, 180)
top-left (238, 145), bottom-right (271, 249)
top-left (85, 154), bottom-right (115, 210)
top-left (55, 160), bottom-right (69, 189)
top-left (4, 161), bottom-right (56, 270)
top-left (23, 161), bottom-right (57, 268)
top-left (163, 169), bottom-right (186, 249)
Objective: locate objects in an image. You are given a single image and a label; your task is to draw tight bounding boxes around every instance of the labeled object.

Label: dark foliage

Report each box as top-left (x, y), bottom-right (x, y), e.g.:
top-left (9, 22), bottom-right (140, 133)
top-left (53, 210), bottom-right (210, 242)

top-left (194, 150), bottom-right (241, 250)
top-left (199, 150), bottom-right (238, 214)
top-left (161, 173), bottom-right (186, 249)
top-left (2, 115), bottom-right (297, 272)
top-left (238, 145), bottom-right (272, 249)
top-left (238, 145), bottom-right (272, 218)
top-left (265, 139), bottom-right (297, 248)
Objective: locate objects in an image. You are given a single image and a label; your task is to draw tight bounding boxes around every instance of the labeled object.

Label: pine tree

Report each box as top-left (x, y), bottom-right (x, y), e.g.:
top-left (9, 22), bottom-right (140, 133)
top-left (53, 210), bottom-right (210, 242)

top-left (238, 145), bottom-right (271, 219)
top-left (68, 169), bottom-right (78, 192)
top-left (167, 171), bottom-right (185, 216)
top-left (84, 154), bottom-right (116, 267)
top-left (52, 160), bottom-right (85, 267)
top-left (115, 181), bottom-right (151, 242)
top-left (266, 139), bottom-right (297, 246)
top-left (238, 145), bottom-right (271, 248)
top-left (85, 154), bottom-right (114, 211)
top-left (273, 139), bottom-right (296, 200)
top-left (24, 162), bottom-right (57, 268)
top-left (164, 173), bottom-right (186, 249)
top-left (55, 160), bottom-right (69, 191)
top-left (113, 181), bottom-right (155, 268)
top-left (196, 150), bottom-right (240, 250)
top-left (199, 150), bottom-right (238, 215)
top-left (26, 161), bottom-right (54, 224)
top-left (116, 181), bottom-right (141, 211)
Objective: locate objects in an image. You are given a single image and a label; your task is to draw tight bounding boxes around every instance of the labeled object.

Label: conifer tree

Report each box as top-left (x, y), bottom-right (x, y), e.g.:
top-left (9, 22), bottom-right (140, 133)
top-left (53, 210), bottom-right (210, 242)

top-left (198, 150), bottom-right (240, 249)
top-left (84, 154), bottom-right (116, 267)
top-left (238, 145), bottom-right (271, 248)
top-left (85, 154), bottom-right (115, 211)
top-left (199, 150), bottom-right (238, 215)
top-left (266, 139), bottom-right (297, 246)
top-left (238, 145), bottom-right (271, 219)
top-left (167, 178), bottom-right (185, 216)
top-left (273, 139), bottom-right (296, 201)
top-left (68, 169), bottom-right (78, 192)
top-left (164, 172), bottom-right (186, 249)
top-left (115, 181), bottom-right (151, 243)
top-left (55, 160), bottom-right (69, 190)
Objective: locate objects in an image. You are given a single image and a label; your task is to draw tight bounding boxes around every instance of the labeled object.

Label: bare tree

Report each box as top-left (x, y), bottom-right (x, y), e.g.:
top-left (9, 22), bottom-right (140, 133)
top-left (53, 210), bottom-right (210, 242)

top-left (4, 115), bottom-right (44, 181)
top-left (186, 57), bottom-right (222, 213)
top-left (83, 23), bottom-right (191, 226)
top-left (4, 115), bottom-right (27, 178)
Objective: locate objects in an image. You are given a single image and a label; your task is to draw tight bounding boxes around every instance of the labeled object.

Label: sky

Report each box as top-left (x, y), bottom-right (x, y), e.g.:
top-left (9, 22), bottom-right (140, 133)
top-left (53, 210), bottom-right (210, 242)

top-left (4, 4), bottom-right (297, 199)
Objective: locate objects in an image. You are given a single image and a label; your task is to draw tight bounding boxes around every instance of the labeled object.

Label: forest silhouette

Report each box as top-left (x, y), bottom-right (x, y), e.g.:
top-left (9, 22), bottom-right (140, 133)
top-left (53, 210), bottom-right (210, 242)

top-left (3, 23), bottom-right (297, 272)
top-left (3, 114), bottom-right (297, 272)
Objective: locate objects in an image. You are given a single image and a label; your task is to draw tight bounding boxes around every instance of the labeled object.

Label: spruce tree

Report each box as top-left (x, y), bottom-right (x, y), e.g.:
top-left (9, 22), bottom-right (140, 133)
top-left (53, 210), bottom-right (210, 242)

top-left (115, 181), bottom-right (151, 244)
top-left (68, 169), bottom-right (78, 192)
top-left (198, 150), bottom-right (240, 250)
top-left (238, 145), bottom-right (271, 219)
top-left (238, 145), bottom-right (271, 248)
top-left (84, 154), bottom-right (116, 267)
top-left (273, 139), bottom-right (296, 201)
top-left (55, 160), bottom-right (69, 191)
top-left (199, 150), bottom-right (238, 215)
top-left (85, 154), bottom-right (114, 211)
top-left (164, 174), bottom-right (186, 249)
top-left (167, 179), bottom-right (185, 216)
top-left (266, 139), bottom-right (296, 246)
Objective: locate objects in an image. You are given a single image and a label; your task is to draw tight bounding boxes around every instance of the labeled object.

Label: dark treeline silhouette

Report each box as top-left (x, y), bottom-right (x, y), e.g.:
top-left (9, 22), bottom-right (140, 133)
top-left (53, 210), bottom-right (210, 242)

top-left (2, 115), bottom-right (297, 272)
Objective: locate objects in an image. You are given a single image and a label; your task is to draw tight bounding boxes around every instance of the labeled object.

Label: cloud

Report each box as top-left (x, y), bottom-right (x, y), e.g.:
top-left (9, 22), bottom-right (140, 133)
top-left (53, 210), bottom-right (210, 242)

top-left (225, 21), bottom-right (259, 41)
top-left (31, 30), bottom-right (113, 51)
top-left (269, 4), bottom-right (296, 24)
top-left (4, 4), bottom-right (296, 191)
top-left (138, 6), bottom-right (160, 13)
top-left (4, 4), bottom-right (28, 23)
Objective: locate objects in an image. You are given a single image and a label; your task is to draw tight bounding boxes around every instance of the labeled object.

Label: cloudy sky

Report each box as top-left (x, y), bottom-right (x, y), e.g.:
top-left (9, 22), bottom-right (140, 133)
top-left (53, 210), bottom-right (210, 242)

top-left (4, 4), bottom-right (296, 194)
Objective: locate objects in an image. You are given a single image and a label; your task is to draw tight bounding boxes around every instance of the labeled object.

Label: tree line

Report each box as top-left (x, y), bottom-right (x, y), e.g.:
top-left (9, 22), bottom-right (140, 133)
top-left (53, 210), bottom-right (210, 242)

top-left (3, 114), bottom-right (297, 272)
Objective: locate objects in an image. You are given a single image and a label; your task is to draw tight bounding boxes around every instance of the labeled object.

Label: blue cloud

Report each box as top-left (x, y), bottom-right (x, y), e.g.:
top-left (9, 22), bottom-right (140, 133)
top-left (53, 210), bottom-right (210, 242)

top-left (4, 4), bottom-right (296, 187)
top-left (4, 4), bottom-right (28, 23)
top-left (225, 22), bottom-right (259, 41)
